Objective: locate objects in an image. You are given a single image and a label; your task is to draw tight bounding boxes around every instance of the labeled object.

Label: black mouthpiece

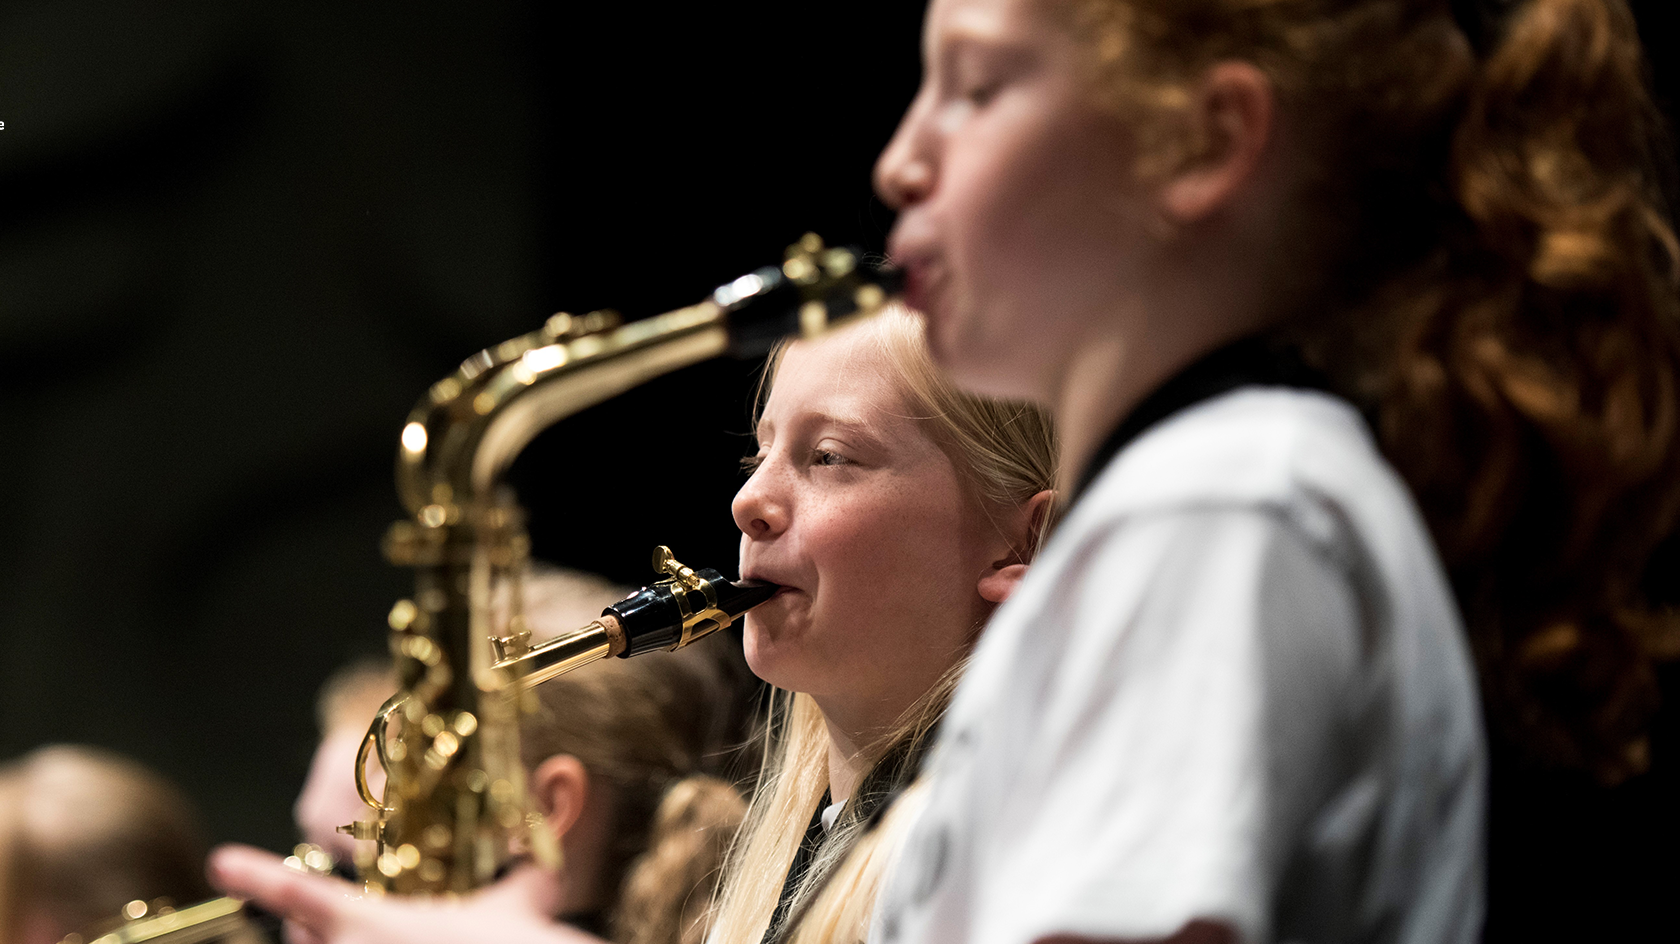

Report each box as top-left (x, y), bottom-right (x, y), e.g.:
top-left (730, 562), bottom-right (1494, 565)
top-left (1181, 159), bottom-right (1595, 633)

top-left (718, 241), bottom-right (904, 358)
top-left (606, 570), bottom-right (780, 658)
top-left (714, 576), bottom-right (780, 615)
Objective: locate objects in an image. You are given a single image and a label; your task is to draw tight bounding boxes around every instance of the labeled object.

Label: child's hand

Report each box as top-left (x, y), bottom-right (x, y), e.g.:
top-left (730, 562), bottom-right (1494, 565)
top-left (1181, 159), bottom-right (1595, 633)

top-left (208, 844), bottom-right (598, 944)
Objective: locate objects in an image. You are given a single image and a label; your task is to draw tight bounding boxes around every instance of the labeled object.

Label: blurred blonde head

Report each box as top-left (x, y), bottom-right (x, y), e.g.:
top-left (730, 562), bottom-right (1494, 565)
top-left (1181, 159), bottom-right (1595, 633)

top-left (0, 746), bottom-right (212, 944)
top-left (296, 567), bottom-right (754, 944)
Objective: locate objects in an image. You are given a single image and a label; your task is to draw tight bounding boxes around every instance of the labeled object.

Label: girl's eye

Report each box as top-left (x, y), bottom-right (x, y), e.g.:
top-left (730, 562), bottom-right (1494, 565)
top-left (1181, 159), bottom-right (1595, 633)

top-left (740, 454), bottom-right (765, 475)
top-left (963, 81), bottom-right (1000, 107)
top-left (812, 448), bottom-right (848, 467)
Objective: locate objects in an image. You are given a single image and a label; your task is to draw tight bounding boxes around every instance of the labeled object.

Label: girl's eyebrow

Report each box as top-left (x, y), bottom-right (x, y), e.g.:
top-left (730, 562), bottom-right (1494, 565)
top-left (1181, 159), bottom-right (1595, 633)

top-left (814, 413), bottom-right (873, 435)
top-left (753, 411), bottom-right (871, 443)
top-left (935, 31), bottom-right (1038, 89)
top-left (785, 409), bottom-right (890, 447)
top-left (938, 34), bottom-right (990, 73)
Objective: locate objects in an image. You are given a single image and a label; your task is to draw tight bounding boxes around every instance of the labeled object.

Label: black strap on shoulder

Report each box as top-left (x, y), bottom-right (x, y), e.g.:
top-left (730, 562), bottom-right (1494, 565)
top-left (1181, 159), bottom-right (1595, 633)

top-left (761, 728), bottom-right (936, 944)
top-left (1068, 335), bottom-right (1328, 507)
top-left (762, 791), bottom-right (830, 944)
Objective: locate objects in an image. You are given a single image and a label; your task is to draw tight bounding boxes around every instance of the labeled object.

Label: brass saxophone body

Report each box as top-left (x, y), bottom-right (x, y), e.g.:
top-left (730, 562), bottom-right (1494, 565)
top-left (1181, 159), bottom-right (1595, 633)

top-left (64, 238), bottom-right (895, 942)
top-left (346, 235), bottom-right (899, 894)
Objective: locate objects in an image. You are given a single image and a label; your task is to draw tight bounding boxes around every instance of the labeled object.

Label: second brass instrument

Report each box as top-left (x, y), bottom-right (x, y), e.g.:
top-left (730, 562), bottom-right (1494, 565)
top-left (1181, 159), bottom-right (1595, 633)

top-left (343, 235), bottom-right (899, 894)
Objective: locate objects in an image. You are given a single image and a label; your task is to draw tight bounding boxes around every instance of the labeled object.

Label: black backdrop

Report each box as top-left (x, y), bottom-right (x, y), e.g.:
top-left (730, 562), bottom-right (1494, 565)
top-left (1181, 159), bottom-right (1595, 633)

top-left (0, 0), bottom-right (925, 853)
top-left (1, 1), bottom-right (1677, 938)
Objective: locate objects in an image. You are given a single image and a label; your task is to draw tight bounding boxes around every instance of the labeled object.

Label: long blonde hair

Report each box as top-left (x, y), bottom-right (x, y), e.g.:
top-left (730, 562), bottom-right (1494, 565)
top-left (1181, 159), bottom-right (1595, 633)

top-left (781, 778), bottom-right (933, 944)
top-left (707, 307), bottom-right (1057, 944)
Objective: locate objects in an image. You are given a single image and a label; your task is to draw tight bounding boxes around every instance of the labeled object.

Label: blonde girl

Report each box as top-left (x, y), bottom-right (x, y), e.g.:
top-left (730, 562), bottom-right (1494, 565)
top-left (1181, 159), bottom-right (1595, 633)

top-left (710, 305), bottom-right (1057, 944)
top-left (209, 308), bottom-right (1058, 944)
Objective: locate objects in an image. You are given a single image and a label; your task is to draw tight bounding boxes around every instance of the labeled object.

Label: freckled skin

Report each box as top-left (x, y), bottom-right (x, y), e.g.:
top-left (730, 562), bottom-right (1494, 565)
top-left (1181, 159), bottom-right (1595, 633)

top-left (732, 329), bottom-right (1008, 742)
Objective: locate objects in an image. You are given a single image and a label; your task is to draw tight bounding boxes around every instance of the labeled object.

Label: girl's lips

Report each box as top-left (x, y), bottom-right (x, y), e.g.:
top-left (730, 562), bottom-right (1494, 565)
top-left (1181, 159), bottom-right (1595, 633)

top-left (742, 571), bottom-right (799, 595)
top-left (897, 258), bottom-right (946, 319)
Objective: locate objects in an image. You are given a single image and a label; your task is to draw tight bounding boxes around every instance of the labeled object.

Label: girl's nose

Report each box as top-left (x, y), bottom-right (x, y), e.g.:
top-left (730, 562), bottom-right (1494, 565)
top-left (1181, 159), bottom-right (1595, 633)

top-left (875, 105), bottom-right (936, 210)
top-left (732, 467), bottom-right (788, 539)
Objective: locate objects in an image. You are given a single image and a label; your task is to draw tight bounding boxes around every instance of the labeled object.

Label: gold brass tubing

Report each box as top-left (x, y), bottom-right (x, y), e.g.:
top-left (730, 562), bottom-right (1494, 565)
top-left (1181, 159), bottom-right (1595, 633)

top-left (470, 314), bottom-right (728, 494)
top-left (87, 897), bottom-right (245, 944)
top-left (395, 302), bottom-right (727, 515)
top-left (368, 238), bottom-right (891, 894)
top-left (493, 616), bottom-right (627, 690)
top-left (355, 730), bottom-right (382, 811)
top-left (358, 693), bottom-right (406, 812)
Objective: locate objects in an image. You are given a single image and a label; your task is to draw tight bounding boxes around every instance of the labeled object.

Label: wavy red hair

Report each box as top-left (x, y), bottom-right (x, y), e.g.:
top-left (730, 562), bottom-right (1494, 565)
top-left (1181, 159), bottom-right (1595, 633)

top-left (1077, 0), bottom-right (1680, 782)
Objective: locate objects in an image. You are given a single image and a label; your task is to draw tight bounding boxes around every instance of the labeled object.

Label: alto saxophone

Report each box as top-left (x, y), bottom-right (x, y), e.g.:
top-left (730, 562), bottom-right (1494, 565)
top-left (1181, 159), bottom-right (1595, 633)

top-left (344, 234), bottom-right (898, 894)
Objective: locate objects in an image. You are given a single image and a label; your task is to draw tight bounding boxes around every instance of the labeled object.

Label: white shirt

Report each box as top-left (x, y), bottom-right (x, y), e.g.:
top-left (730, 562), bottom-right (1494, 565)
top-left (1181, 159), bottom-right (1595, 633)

top-left (871, 388), bottom-right (1485, 944)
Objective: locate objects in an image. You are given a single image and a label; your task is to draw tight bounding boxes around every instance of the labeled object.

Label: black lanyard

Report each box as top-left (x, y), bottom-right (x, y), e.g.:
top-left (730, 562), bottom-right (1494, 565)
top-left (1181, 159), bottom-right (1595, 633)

top-left (1069, 336), bottom-right (1330, 507)
top-left (762, 792), bottom-right (831, 944)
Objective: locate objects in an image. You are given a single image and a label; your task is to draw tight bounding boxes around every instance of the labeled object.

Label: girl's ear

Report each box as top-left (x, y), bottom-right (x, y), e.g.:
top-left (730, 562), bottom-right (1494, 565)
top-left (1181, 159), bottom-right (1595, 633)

top-left (1159, 61), bottom-right (1274, 224)
top-left (977, 489), bottom-right (1058, 604)
top-left (529, 754), bottom-right (590, 842)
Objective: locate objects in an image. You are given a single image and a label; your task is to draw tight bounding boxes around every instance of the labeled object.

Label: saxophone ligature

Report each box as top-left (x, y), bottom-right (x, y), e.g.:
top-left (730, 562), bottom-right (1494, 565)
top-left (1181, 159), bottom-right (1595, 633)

top-left (342, 234), bottom-right (900, 894)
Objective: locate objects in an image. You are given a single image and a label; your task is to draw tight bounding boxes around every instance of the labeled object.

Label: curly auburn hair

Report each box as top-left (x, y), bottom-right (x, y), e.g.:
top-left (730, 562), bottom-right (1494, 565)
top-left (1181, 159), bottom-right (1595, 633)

top-left (1076, 0), bottom-right (1680, 783)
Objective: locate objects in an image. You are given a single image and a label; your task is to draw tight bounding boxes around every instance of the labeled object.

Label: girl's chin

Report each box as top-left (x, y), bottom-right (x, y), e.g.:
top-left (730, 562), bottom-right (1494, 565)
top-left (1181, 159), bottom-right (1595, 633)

top-left (742, 623), bottom-right (818, 692)
top-left (742, 628), bottom-right (784, 683)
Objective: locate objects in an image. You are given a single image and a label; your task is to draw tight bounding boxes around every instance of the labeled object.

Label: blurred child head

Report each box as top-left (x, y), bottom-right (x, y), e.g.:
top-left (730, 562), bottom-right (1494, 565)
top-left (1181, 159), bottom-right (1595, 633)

top-left (0, 746), bottom-right (213, 944)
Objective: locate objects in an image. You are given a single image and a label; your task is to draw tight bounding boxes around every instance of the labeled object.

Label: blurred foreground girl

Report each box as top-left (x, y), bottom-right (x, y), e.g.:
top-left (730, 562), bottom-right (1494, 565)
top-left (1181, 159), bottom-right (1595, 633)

top-left (868, 0), bottom-right (1680, 942)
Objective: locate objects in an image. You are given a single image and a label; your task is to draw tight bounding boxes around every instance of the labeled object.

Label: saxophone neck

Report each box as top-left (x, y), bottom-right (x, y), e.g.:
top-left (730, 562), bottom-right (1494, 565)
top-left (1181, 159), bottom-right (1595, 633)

top-left (491, 547), bottom-right (781, 688)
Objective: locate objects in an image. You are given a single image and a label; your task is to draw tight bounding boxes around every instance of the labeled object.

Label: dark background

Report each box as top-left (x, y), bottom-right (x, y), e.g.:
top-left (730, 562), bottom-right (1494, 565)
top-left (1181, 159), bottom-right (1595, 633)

top-left (0, 1), bottom-right (1676, 939)
top-left (0, 0), bottom-right (925, 853)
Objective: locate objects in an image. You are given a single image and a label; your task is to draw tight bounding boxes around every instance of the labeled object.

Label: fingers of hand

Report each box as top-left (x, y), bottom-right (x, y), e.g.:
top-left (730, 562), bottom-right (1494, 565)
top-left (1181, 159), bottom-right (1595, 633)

top-left (209, 844), bottom-right (356, 934)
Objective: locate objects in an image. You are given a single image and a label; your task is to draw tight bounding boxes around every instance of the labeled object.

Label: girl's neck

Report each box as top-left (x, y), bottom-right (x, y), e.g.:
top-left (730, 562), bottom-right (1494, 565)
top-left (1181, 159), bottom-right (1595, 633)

top-left (815, 701), bottom-right (890, 804)
top-left (1051, 306), bottom-right (1271, 493)
top-left (1053, 334), bottom-right (1151, 494)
